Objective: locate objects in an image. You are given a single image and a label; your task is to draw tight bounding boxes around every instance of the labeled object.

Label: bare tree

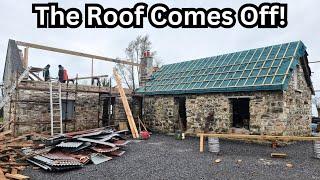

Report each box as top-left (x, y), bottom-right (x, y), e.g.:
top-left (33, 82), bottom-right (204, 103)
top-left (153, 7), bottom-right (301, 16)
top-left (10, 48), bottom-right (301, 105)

top-left (114, 63), bottom-right (132, 89)
top-left (116, 35), bottom-right (157, 90)
top-left (313, 96), bottom-right (320, 117)
top-left (153, 54), bottom-right (163, 68)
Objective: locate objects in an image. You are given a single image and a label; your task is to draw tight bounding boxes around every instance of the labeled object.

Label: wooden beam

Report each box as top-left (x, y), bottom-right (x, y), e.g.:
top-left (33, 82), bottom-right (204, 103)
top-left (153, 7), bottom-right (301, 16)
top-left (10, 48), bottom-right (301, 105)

top-left (69, 75), bottom-right (108, 80)
top-left (309, 61), bottom-right (320, 64)
top-left (29, 72), bottom-right (43, 81)
top-left (199, 134), bottom-right (204, 152)
top-left (227, 96), bottom-right (255, 99)
top-left (5, 173), bottom-right (29, 180)
top-left (0, 121), bottom-right (13, 132)
top-left (11, 169), bottom-right (17, 175)
top-left (23, 48), bottom-right (29, 69)
top-left (113, 68), bottom-right (139, 138)
top-left (17, 84), bottom-right (131, 95)
top-left (15, 40), bottom-right (141, 66)
top-left (0, 130), bottom-right (12, 138)
top-left (91, 58), bottom-right (94, 84)
top-left (29, 67), bottom-right (44, 73)
top-left (17, 85), bottom-right (109, 94)
top-left (197, 133), bottom-right (320, 141)
top-left (270, 153), bottom-right (287, 158)
top-left (0, 168), bottom-right (7, 180)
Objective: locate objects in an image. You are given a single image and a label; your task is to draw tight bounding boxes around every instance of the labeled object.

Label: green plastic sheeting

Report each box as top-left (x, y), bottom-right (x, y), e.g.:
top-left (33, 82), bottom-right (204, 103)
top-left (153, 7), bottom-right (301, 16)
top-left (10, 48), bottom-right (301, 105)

top-left (137, 41), bottom-right (306, 95)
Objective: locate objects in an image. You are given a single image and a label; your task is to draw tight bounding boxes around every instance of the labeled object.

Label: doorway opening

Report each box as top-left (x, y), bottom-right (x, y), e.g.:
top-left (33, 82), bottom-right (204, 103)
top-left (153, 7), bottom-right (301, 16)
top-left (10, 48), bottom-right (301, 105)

top-left (231, 98), bottom-right (250, 130)
top-left (102, 97), bottom-right (115, 126)
top-left (62, 100), bottom-right (75, 121)
top-left (174, 97), bottom-right (187, 131)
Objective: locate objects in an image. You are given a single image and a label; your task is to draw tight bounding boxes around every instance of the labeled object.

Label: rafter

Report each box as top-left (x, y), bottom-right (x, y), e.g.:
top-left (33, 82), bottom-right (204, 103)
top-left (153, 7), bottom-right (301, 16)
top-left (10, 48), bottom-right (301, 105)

top-left (15, 40), bottom-right (141, 66)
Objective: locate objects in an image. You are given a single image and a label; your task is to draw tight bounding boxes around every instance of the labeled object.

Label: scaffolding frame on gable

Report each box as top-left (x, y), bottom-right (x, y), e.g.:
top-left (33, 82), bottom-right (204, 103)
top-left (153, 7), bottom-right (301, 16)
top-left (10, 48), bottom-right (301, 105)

top-left (3, 40), bottom-right (141, 136)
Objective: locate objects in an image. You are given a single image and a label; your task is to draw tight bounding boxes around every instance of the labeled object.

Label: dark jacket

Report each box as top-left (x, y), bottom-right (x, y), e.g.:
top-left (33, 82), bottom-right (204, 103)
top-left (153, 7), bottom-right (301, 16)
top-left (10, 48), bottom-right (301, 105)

top-left (58, 67), bottom-right (64, 82)
top-left (43, 67), bottom-right (50, 81)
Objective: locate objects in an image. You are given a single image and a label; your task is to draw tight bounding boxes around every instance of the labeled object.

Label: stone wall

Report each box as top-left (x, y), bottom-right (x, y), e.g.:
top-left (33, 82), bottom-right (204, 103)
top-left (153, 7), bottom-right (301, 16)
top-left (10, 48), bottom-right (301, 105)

top-left (3, 81), bottom-right (127, 134)
top-left (143, 64), bottom-right (312, 136)
top-left (144, 96), bottom-right (178, 133)
top-left (283, 64), bottom-right (312, 136)
top-left (185, 94), bottom-right (230, 134)
top-left (112, 96), bottom-right (134, 125)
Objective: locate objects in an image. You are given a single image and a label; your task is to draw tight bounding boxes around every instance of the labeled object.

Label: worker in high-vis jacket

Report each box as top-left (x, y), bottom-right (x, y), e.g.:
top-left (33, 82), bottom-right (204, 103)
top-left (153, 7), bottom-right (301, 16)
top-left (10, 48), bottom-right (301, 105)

top-left (63, 68), bottom-right (69, 83)
top-left (58, 65), bottom-right (69, 83)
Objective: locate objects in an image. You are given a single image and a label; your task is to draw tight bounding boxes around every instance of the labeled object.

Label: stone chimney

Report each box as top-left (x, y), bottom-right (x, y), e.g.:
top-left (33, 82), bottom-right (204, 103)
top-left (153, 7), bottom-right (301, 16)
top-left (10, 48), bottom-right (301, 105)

top-left (139, 50), bottom-right (153, 87)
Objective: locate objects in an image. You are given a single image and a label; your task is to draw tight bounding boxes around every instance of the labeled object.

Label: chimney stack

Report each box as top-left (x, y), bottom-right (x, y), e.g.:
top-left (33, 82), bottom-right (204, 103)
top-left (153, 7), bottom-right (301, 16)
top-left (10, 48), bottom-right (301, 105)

top-left (139, 50), bottom-right (153, 87)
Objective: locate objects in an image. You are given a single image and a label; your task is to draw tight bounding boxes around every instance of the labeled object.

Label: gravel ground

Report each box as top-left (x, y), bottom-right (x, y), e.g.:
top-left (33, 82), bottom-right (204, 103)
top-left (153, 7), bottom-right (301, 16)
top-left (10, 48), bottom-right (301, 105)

top-left (23, 134), bottom-right (320, 180)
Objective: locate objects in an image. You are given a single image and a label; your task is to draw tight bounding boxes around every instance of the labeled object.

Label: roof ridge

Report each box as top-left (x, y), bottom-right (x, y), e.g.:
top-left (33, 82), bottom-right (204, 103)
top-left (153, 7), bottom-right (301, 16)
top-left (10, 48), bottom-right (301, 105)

top-left (163, 40), bottom-right (303, 67)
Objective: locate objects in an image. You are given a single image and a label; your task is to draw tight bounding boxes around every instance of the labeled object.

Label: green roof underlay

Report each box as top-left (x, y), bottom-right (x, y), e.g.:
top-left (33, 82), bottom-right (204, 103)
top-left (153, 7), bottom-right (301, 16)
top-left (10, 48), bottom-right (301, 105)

top-left (137, 41), bottom-right (307, 95)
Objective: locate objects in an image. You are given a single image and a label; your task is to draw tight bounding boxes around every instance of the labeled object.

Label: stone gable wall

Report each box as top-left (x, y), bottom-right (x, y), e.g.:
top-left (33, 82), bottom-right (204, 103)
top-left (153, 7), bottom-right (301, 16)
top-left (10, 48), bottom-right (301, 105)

top-left (282, 64), bottom-right (312, 136)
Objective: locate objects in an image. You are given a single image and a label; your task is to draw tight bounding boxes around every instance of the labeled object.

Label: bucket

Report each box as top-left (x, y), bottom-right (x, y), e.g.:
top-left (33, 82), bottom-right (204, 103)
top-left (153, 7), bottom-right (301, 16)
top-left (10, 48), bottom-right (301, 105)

top-left (314, 140), bottom-right (320, 158)
top-left (140, 131), bottom-right (150, 140)
top-left (208, 137), bottom-right (220, 153)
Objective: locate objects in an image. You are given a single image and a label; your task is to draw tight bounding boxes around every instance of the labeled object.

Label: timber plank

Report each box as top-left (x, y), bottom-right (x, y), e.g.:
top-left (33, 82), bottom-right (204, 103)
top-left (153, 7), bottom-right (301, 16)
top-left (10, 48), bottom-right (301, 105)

top-left (197, 133), bottom-right (320, 152)
top-left (0, 131), bottom-right (12, 138)
top-left (0, 168), bottom-right (7, 180)
top-left (5, 173), bottom-right (29, 180)
top-left (197, 133), bottom-right (320, 141)
top-left (113, 69), bottom-right (139, 138)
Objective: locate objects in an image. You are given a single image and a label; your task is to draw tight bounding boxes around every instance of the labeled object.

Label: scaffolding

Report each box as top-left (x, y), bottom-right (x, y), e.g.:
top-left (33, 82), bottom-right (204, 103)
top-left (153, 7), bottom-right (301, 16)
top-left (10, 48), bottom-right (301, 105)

top-left (3, 40), bottom-right (141, 135)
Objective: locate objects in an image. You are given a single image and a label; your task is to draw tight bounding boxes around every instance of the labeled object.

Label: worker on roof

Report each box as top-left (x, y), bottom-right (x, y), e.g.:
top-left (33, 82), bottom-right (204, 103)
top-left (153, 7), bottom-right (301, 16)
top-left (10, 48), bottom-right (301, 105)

top-left (63, 68), bottom-right (69, 83)
top-left (58, 65), bottom-right (65, 83)
top-left (43, 64), bottom-right (50, 81)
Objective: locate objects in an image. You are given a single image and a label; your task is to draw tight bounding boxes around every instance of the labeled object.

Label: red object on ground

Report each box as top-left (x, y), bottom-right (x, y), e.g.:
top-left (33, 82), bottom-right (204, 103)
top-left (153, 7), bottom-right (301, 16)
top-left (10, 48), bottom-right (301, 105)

top-left (140, 131), bottom-right (150, 140)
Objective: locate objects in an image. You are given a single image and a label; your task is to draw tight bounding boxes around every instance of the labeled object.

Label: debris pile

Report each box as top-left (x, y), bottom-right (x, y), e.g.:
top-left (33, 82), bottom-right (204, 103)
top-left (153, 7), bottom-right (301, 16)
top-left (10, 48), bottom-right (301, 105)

top-left (0, 127), bottom-right (129, 175)
top-left (26, 128), bottom-right (129, 171)
top-left (0, 130), bottom-right (47, 179)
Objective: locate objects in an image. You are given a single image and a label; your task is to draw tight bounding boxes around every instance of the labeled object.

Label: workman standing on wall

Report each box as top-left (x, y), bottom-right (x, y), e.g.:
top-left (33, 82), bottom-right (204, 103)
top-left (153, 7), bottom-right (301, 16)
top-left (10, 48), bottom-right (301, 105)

top-left (43, 64), bottom-right (50, 81)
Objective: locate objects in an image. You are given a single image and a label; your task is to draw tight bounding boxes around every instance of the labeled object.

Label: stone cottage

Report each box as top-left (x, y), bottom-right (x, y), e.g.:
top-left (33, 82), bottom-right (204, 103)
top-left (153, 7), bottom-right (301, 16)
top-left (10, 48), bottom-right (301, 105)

top-left (2, 40), bottom-right (130, 134)
top-left (137, 41), bottom-right (314, 136)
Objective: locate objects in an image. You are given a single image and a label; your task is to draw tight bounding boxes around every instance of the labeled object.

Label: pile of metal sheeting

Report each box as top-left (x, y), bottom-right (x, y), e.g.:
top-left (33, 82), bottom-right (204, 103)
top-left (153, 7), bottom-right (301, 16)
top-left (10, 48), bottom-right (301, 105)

top-left (24, 128), bottom-right (129, 171)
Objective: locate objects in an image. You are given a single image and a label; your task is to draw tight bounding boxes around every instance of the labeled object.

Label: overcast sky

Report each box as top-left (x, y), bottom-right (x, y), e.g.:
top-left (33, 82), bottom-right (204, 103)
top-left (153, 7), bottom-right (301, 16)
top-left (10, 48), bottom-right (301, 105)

top-left (1, 0), bottom-right (320, 113)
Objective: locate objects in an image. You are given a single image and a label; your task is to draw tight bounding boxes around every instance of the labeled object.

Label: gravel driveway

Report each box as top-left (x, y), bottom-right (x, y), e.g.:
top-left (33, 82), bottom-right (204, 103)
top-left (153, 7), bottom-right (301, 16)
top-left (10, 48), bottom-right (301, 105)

top-left (23, 134), bottom-right (320, 180)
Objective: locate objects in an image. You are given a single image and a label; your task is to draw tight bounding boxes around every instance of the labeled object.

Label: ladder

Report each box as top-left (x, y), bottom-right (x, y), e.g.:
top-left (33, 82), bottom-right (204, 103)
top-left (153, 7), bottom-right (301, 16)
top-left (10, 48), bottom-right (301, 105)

top-left (49, 81), bottom-right (63, 136)
top-left (0, 67), bottom-right (32, 109)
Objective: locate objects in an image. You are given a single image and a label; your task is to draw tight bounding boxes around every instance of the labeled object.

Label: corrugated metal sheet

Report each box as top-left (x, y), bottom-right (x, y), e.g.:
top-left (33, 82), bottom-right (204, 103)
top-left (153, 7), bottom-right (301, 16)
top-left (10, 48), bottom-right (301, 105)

top-left (33, 155), bottom-right (82, 166)
top-left (109, 150), bottom-right (125, 157)
top-left (91, 146), bottom-right (120, 153)
top-left (90, 153), bottom-right (112, 165)
top-left (42, 152), bottom-right (78, 160)
top-left (113, 140), bottom-right (129, 146)
top-left (25, 128), bottom-right (129, 171)
top-left (56, 142), bottom-right (83, 148)
top-left (77, 137), bottom-right (116, 147)
top-left (137, 41), bottom-right (309, 95)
